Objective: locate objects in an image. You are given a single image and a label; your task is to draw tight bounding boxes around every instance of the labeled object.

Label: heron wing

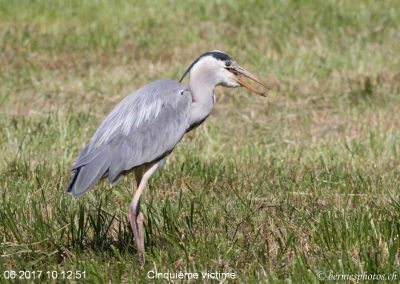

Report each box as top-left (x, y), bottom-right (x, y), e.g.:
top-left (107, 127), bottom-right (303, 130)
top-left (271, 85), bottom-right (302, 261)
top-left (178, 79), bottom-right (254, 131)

top-left (69, 80), bottom-right (191, 194)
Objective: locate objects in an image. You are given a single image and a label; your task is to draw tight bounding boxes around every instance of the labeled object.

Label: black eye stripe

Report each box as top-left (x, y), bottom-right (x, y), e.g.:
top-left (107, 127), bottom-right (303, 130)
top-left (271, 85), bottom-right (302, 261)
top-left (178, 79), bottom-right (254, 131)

top-left (179, 51), bottom-right (233, 82)
top-left (207, 51), bottom-right (231, 62)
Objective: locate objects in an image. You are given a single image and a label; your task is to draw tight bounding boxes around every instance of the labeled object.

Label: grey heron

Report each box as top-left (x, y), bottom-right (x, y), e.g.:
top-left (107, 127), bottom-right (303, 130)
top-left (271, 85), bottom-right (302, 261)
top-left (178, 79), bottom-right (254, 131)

top-left (67, 50), bottom-right (267, 261)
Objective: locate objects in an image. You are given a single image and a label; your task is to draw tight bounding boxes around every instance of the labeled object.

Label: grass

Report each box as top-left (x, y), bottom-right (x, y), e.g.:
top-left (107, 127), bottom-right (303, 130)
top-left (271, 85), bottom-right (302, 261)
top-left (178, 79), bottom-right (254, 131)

top-left (1, 0), bottom-right (400, 282)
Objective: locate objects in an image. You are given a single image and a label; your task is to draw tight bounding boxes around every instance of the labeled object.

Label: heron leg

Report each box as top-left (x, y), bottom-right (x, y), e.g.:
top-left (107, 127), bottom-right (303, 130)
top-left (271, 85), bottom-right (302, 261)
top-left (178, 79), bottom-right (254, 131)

top-left (128, 162), bottom-right (160, 262)
top-left (128, 202), bottom-right (141, 256)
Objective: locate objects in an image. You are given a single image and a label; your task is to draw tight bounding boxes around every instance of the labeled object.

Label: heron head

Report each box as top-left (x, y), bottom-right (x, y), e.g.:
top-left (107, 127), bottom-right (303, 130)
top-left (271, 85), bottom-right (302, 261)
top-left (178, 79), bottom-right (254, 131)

top-left (180, 50), bottom-right (267, 96)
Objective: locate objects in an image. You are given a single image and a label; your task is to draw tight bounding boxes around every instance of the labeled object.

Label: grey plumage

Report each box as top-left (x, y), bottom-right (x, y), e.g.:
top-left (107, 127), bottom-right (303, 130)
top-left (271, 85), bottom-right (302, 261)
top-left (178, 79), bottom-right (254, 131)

top-left (68, 80), bottom-right (192, 196)
top-left (67, 51), bottom-right (267, 261)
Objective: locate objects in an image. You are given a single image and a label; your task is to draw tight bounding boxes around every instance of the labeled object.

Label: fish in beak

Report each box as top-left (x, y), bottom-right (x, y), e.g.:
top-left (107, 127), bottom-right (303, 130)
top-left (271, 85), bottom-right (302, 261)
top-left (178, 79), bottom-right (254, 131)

top-left (227, 63), bottom-right (268, 96)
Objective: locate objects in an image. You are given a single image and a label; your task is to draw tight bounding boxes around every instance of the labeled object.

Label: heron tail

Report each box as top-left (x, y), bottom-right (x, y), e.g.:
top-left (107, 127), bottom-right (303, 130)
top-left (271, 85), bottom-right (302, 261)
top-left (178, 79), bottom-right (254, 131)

top-left (67, 149), bottom-right (111, 196)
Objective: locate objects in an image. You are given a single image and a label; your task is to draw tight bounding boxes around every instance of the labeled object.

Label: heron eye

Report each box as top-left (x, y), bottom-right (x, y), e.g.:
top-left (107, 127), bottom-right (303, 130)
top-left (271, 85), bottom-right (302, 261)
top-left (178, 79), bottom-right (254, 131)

top-left (225, 61), bottom-right (231, 67)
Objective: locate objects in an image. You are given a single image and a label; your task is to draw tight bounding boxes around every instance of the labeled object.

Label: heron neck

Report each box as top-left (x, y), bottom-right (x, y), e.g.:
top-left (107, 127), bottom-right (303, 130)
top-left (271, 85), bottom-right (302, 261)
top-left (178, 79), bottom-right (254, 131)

top-left (188, 77), bottom-right (216, 127)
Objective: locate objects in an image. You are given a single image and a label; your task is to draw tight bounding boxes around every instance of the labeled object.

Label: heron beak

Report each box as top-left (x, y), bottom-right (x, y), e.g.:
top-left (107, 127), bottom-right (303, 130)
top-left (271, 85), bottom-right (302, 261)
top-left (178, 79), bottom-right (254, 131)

top-left (228, 64), bottom-right (268, 97)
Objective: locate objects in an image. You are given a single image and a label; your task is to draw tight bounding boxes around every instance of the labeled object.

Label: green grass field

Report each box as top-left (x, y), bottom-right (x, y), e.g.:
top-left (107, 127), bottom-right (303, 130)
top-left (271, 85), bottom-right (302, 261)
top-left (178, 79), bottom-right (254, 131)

top-left (1, 0), bottom-right (399, 282)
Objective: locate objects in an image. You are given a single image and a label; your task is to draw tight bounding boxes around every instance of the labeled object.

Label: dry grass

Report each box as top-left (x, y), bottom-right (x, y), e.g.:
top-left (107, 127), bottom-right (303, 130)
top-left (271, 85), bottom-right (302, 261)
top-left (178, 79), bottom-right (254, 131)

top-left (1, 0), bottom-right (399, 283)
